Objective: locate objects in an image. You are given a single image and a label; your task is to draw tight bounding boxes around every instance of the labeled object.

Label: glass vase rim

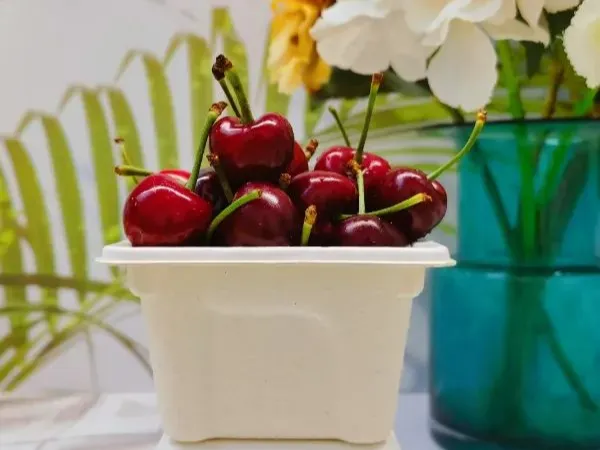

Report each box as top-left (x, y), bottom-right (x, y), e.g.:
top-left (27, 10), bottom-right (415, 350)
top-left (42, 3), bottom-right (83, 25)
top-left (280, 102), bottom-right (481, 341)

top-left (421, 116), bottom-right (599, 131)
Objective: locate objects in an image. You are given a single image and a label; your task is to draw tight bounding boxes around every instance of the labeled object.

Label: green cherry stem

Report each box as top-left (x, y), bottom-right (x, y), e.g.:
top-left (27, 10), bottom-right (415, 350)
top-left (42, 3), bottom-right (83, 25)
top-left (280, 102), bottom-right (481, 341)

top-left (212, 64), bottom-right (241, 119)
top-left (328, 107), bottom-right (351, 147)
top-left (338, 193), bottom-right (431, 220)
top-left (427, 109), bottom-right (488, 181)
top-left (347, 160), bottom-right (366, 215)
top-left (301, 205), bottom-right (317, 246)
top-left (114, 165), bottom-right (153, 177)
top-left (304, 138), bottom-right (319, 161)
top-left (207, 153), bottom-right (234, 202)
top-left (355, 73), bottom-right (383, 164)
top-left (114, 138), bottom-right (139, 184)
top-left (206, 190), bottom-right (262, 241)
top-left (218, 55), bottom-right (254, 124)
top-left (185, 102), bottom-right (228, 191)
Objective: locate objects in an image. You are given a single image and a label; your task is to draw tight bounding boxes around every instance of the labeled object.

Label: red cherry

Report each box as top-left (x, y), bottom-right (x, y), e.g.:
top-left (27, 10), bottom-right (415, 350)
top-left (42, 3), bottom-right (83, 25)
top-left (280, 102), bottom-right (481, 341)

top-left (287, 170), bottom-right (358, 218)
top-left (333, 215), bottom-right (410, 247)
top-left (286, 142), bottom-right (309, 178)
top-left (194, 168), bottom-right (227, 216)
top-left (123, 174), bottom-right (213, 246)
top-left (430, 180), bottom-right (448, 228)
top-left (159, 169), bottom-right (190, 184)
top-left (209, 113), bottom-right (295, 188)
top-left (369, 168), bottom-right (446, 241)
top-left (314, 146), bottom-right (390, 190)
top-left (212, 182), bottom-right (300, 246)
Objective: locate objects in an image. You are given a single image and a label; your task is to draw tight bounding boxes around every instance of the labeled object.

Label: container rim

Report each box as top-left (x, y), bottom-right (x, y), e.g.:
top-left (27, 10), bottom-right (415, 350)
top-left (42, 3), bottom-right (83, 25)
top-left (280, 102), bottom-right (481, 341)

top-left (97, 240), bottom-right (455, 267)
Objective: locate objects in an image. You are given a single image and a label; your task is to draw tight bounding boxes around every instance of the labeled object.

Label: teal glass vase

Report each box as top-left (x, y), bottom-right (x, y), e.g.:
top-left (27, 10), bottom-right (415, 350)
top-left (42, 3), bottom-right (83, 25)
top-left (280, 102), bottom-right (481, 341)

top-left (428, 119), bottom-right (600, 449)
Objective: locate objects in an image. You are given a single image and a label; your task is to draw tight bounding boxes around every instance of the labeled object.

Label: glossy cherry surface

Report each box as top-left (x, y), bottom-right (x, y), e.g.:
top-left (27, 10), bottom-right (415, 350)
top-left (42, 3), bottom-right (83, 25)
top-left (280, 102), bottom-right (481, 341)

top-left (313, 146), bottom-right (391, 190)
top-left (209, 113), bottom-right (295, 188)
top-left (369, 167), bottom-right (446, 241)
top-left (212, 182), bottom-right (300, 246)
top-left (193, 168), bottom-right (227, 216)
top-left (123, 174), bottom-right (213, 246)
top-left (287, 170), bottom-right (358, 217)
top-left (285, 141), bottom-right (309, 177)
top-left (333, 215), bottom-right (410, 246)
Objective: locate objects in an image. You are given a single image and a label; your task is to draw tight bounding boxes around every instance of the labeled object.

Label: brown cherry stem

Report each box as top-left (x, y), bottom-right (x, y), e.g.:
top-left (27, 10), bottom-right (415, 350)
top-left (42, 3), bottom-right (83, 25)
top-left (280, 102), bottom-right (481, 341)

top-left (217, 54), bottom-right (254, 124)
top-left (114, 165), bottom-right (153, 177)
top-left (427, 109), bottom-right (487, 181)
top-left (347, 160), bottom-right (365, 215)
top-left (304, 139), bottom-right (319, 161)
top-left (114, 138), bottom-right (139, 184)
top-left (279, 173), bottom-right (292, 190)
top-left (338, 193), bottom-right (431, 220)
top-left (186, 102), bottom-right (228, 191)
top-left (206, 190), bottom-right (262, 241)
top-left (301, 205), bottom-right (317, 246)
top-left (212, 64), bottom-right (241, 119)
top-left (355, 73), bottom-right (383, 164)
top-left (208, 153), bottom-right (234, 203)
top-left (327, 107), bottom-right (351, 147)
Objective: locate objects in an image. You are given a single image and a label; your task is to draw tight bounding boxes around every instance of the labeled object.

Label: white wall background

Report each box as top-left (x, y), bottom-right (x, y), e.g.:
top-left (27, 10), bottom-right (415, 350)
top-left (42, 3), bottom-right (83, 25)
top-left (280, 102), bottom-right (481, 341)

top-left (0, 0), bottom-right (456, 394)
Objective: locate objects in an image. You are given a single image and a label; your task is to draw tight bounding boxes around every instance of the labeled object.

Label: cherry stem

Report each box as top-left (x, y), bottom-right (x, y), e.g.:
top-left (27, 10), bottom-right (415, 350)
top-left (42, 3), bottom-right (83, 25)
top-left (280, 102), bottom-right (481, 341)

top-left (301, 205), bottom-right (317, 246)
top-left (114, 165), bottom-right (153, 177)
top-left (212, 64), bottom-right (241, 119)
top-left (114, 138), bottom-right (139, 184)
top-left (427, 109), bottom-right (488, 181)
top-left (185, 102), bottom-right (228, 192)
top-left (355, 73), bottom-right (383, 164)
top-left (206, 190), bottom-right (262, 241)
top-left (338, 193), bottom-right (431, 220)
top-left (279, 173), bottom-right (292, 190)
top-left (218, 55), bottom-right (254, 124)
top-left (304, 139), bottom-right (319, 161)
top-left (347, 160), bottom-right (365, 215)
top-left (208, 154), bottom-right (234, 202)
top-left (327, 107), bottom-right (351, 147)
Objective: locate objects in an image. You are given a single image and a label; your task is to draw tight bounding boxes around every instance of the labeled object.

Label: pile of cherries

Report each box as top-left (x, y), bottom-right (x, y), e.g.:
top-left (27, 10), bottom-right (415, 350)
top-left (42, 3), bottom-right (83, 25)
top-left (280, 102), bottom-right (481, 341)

top-left (118, 55), bottom-right (486, 247)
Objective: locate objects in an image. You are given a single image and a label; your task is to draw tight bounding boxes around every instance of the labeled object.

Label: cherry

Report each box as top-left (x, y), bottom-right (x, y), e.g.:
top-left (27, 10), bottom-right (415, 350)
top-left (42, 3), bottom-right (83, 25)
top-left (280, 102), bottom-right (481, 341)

top-left (314, 76), bottom-right (390, 190)
top-left (194, 168), bottom-right (228, 216)
top-left (209, 56), bottom-right (295, 188)
top-left (123, 175), bottom-right (213, 246)
top-left (286, 139), bottom-right (319, 178)
top-left (314, 146), bottom-right (390, 191)
top-left (333, 216), bottom-right (410, 247)
top-left (210, 182), bottom-right (300, 246)
top-left (369, 110), bottom-right (487, 241)
top-left (287, 170), bottom-right (358, 218)
top-left (121, 102), bottom-right (227, 246)
top-left (369, 168), bottom-right (443, 241)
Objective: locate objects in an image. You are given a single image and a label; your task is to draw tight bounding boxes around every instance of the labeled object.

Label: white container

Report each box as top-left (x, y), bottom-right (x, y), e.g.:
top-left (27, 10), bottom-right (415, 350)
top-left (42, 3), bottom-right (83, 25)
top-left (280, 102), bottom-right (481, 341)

top-left (99, 241), bottom-right (453, 444)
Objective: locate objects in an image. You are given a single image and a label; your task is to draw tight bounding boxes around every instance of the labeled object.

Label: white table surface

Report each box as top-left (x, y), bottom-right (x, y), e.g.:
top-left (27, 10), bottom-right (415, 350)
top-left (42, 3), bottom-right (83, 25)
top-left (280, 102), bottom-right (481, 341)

top-left (0, 393), bottom-right (442, 450)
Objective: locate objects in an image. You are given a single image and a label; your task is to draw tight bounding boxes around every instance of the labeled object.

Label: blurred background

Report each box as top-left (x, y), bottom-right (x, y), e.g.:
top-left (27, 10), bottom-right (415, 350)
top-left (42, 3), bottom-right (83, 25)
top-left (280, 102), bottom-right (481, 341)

top-left (0, 0), bottom-right (596, 406)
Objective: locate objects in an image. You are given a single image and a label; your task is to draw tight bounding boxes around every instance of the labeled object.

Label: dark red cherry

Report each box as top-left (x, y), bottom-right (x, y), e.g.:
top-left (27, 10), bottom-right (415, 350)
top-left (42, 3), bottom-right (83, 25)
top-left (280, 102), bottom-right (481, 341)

top-left (159, 169), bottom-right (190, 184)
top-left (194, 168), bottom-right (227, 216)
top-left (313, 146), bottom-right (390, 190)
top-left (123, 174), bottom-right (213, 246)
top-left (430, 180), bottom-right (448, 228)
top-left (212, 182), bottom-right (300, 246)
top-left (369, 168), bottom-right (445, 241)
top-left (287, 170), bottom-right (358, 217)
top-left (333, 215), bottom-right (410, 247)
top-left (286, 142), bottom-right (309, 177)
top-left (209, 113), bottom-right (295, 188)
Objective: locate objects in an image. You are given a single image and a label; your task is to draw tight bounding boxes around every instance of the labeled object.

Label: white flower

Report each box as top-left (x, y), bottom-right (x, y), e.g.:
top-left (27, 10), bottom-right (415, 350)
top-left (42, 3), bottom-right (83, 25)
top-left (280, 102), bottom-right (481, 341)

top-left (564, 0), bottom-right (600, 88)
top-left (310, 0), bottom-right (434, 82)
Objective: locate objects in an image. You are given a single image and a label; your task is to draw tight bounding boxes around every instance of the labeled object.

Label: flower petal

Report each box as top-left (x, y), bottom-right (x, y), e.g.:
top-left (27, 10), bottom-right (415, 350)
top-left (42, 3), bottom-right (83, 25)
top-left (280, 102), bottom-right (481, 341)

top-left (517, 0), bottom-right (545, 27)
top-left (487, 0), bottom-right (517, 25)
top-left (544, 0), bottom-right (581, 13)
top-left (404, 0), bottom-right (468, 33)
top-left (427, 20), bottom-right (498, 111)
top-left (482, 18), bottom-right (550, 44)
top-left (563, 0), bottom-right (600, 87)
top-left (456, 0), bottom-right (504, 22)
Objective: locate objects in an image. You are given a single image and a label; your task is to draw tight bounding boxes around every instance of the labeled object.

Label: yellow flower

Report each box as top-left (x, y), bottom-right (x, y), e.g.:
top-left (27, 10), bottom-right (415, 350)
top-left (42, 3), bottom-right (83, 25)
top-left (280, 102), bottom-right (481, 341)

top-left (268, 0), bottom-right (333, 95)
